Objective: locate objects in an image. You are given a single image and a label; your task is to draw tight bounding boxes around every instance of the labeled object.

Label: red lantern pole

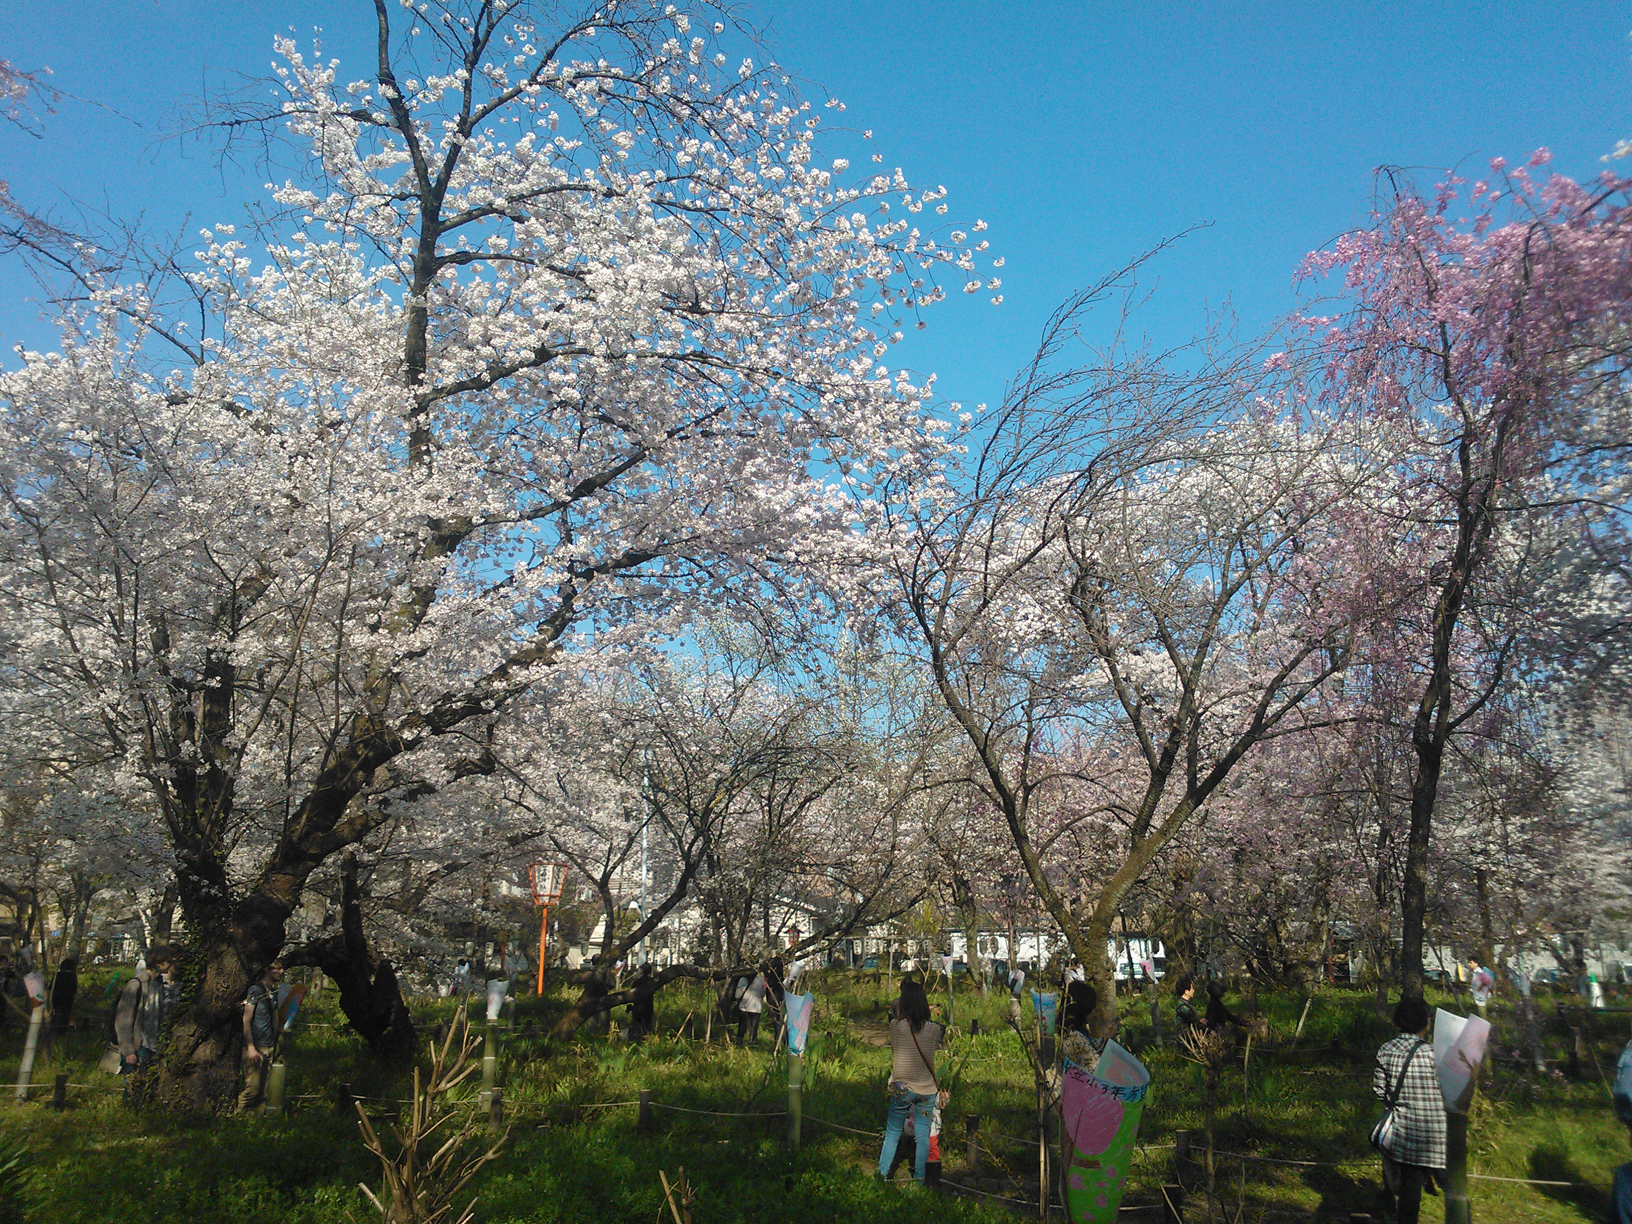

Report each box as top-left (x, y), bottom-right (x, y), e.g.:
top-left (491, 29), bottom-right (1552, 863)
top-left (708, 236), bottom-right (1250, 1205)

top-left (536, 903), bottom-right (549, 995)
top-left (530, 863), bottom-right (567, 996)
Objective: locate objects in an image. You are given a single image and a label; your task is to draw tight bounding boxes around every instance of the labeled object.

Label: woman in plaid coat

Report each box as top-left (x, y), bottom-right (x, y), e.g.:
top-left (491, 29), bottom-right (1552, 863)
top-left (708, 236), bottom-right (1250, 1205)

top-left (1372, 997), bottom-right (1445, 1224)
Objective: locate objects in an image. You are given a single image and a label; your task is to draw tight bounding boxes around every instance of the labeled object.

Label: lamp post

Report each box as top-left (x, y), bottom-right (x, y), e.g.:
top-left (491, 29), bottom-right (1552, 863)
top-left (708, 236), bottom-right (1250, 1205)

top-left (529, 862), bottom-right (568, 995)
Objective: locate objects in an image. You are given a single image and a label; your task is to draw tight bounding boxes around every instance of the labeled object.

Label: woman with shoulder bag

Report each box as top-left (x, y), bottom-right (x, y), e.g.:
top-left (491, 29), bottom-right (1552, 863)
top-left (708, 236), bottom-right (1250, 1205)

top-left (1371, 997), bottom-right (1445, 1224)
top-left (878, 978), bottom-right (947, 1183)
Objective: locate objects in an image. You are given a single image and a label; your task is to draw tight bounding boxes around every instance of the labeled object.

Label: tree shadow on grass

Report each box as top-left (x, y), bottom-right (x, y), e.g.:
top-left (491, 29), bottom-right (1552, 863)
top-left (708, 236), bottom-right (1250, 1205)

top-left (1300, 1163), bottom-right (1389, 1220)
top-left (1530, 1143), bottom-right (1611, 1218)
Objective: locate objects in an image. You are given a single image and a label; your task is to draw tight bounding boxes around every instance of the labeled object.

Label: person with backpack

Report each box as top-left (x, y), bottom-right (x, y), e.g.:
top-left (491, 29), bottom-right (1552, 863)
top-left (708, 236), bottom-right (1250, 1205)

top-left (1371, 997), bottom-right (1445, 1224)
top-left (238, 958), bottom-right (285, 1112)
top-left (113, 943), bottom-right (180, 1099)
top-left (878, 978), bottom-right (946, 1184)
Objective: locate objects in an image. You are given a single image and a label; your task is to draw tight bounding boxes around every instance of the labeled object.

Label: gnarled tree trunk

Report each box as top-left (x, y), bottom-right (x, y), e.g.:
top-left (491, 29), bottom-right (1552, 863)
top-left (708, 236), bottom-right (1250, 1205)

top-left (284, 852), bottom-right (416, 1064)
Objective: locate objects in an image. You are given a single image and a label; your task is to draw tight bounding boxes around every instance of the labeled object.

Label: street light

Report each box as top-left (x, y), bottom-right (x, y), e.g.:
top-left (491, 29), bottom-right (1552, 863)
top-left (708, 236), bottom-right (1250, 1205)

top-left (528, 862), bottom-right (568, 995)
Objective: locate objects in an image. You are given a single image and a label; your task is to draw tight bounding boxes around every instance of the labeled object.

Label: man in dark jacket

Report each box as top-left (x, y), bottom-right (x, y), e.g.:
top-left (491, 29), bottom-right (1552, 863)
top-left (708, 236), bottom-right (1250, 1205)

top-left (49, 957), bottom-right (78, 1034)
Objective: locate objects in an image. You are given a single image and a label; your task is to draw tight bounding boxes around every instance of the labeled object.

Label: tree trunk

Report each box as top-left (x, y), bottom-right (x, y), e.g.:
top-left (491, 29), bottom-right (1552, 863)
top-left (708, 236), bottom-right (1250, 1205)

top-left (283, 853), bottom-right (416, 1064)
top-left (158, 839), bottom-right (412, 1109)
top-left (1399, 735), bottom-right (1443, 1003)
top-left (58, 877), bottom-right (95, 960)
top-left (965, 920), bottom-right (985, 994)
top-left (553, 970), bottom-right (612, 1039)
top-left (1083, 919), bottom-right (1119, 1038)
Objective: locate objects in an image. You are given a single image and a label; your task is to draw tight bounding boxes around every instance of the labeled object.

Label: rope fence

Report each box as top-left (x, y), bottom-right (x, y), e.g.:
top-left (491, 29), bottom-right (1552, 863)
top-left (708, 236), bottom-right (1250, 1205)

top-left (1201, 1145), bottom-right (1593, 1190)
top-left (4, 1005), bottom-right (1619, 1203)
top-left (0, 1069), bottom-right (1604, 1192)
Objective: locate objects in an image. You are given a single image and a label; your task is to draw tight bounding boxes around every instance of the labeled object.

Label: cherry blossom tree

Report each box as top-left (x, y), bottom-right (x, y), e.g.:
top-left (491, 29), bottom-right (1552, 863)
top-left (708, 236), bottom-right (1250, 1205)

top-left (1303, 156), bottom-right (1632, 1000)
top-left (877, 266), bottom-right (1374, 1035)
top-left (0, 1), bottom-right (987, 1104)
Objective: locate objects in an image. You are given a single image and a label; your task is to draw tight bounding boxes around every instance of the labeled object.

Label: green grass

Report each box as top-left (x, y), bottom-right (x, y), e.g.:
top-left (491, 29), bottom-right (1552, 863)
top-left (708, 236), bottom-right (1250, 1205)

top-left (1, 972), bottom-right (1628, 1222)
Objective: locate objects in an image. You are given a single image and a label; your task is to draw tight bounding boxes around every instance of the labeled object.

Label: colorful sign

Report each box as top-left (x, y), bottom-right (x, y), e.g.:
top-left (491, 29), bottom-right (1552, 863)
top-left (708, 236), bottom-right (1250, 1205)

top-left (1031, 989), bottom-right (1059, 1036)
top-left (1432, 1008), bottom-right (1491, 1114)
top-left (785, 992), bottom-right (814, 1055)
top-left (1061, 1039), bottom-right (1150, 1223)
top-left (277, 982), bottom-right (308, 1031)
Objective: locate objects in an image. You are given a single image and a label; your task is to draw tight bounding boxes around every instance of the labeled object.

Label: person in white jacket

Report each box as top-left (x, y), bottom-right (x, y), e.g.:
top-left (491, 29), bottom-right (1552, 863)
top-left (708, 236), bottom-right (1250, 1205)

top-left (737, 969), bottom-right (767, 1044)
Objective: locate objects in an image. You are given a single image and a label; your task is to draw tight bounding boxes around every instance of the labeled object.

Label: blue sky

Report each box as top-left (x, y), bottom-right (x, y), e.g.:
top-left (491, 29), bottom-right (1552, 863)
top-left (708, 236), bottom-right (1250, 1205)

top-left (1, 1), bottom-right (1628, 410)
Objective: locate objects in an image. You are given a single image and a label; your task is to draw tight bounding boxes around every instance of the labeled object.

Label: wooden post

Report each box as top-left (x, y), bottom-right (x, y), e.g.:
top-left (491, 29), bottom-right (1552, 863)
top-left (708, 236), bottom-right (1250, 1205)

top-left (1293, 988), bottom-right (1315, 1043)
top-left (1036, 1078), bottom-right (1047, 1219)
top-left (337, 1081), bottom-right (353, 1117)
top-left (1174, 1129), bottom-right (1192, 1168)
top-left (52, 1073), bottom-right (67, 1110)
top-left (267, 1060), bottom-right (287, 1116)
top-left (1160, 1182), bottom-right (1185, 1224)
top-left (489, 1087), bottom-right (504, 1134)
top-left (638, 1087), bottom-right (654, 1134)
top-left (1569, 1024), bottom-right (1583, 1078)
top-left (965, 1113), bottom-right (980, 1173)
top-left (482, 1022), bottom-right (497, 1095)
top-left (13, 1002), bottom-right (43, 1100)
top-left (970, 1018), bottom-right (980, 1037)
top-left (786, 1053), bottom-right (804, 1150)
top-left (1443, 1111), bottom-right (1471, 1224)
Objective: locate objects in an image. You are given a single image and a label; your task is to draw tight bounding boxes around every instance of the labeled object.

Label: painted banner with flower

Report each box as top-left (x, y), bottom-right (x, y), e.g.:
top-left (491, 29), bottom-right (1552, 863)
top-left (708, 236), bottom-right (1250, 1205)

top-left (1061, 1040), bottom-right (1150, 1224)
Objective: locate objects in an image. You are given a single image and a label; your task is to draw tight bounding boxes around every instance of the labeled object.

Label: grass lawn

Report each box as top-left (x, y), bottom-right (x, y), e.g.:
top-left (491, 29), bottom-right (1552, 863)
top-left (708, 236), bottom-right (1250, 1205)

top-left (1, 970), bottom-right (1627, 1222)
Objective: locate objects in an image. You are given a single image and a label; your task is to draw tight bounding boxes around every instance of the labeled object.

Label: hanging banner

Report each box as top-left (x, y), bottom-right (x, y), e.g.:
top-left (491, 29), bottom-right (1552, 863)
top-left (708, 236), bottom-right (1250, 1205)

top-left (485, 977), bottom-right (511, 1021)
top-left (277, 982), bottom-right (308, 1031)
top-left (1031, 989), bottom-right (1059, 1036)
top-left (1139, 959), bottom-right (1155, 983)
top-left (1432, 1008), bottom-right (1491, 1114)
top-left (1061, 1039), bottom-right (1150, 1223)
top-left (941, 955), bottom-right (954, 978)
top-left (785, 992), bottom-right (814, 1055)
top-left (23, 972), bottom-right (44, 1003)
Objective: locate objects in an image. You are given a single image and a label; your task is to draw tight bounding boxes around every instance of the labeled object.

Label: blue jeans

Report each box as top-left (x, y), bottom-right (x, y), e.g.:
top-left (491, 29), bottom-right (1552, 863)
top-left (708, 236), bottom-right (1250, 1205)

top-left (878, 1088), bottom-right (934, 1182)
top-left (1614, 1161), bottom-right (1632, 1224)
